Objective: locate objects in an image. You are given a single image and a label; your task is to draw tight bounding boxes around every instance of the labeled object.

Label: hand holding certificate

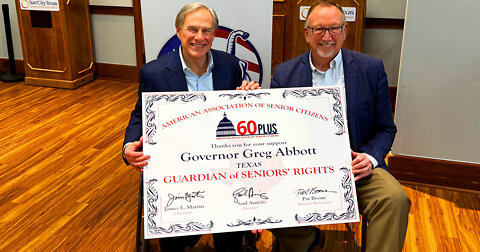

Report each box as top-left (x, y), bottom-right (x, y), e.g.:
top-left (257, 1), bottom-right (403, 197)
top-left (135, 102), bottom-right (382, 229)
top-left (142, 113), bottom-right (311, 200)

top-left (142, 87), bottom-right (359, 239)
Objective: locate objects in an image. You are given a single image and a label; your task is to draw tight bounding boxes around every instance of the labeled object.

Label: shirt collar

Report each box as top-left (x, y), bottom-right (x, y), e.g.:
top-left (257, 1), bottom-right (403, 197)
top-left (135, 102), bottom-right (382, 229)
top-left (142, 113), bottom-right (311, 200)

top-left (309, 49), bottom-right (343, 73)
top-left (179, 46), bottom-right (214, 75)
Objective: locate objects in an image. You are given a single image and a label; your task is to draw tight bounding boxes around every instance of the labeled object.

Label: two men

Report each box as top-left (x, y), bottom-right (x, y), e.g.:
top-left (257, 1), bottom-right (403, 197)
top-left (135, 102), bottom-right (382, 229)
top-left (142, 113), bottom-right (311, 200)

top-left (124, 1), bottom-right (410, 251)
top-left (270, 1), bottom-right (410, 252)
top-left (123, 3), bottom-right (257, 251)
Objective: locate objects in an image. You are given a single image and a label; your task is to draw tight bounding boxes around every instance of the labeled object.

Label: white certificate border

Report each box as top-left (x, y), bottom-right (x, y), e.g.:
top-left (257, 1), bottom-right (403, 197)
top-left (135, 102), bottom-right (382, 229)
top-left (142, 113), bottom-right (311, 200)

top-left (281, 89), bottom-right (346, 136)
top-left (146, 179), bottom-right (214, 235)
top-left (144, 88), bottom-right (346, 145)
top-left (146, 167), bottom-right (356, 235)
top-left (294, 167), bottom-right (357, 223)
top-left (143, 87), bottom-right (353, 236)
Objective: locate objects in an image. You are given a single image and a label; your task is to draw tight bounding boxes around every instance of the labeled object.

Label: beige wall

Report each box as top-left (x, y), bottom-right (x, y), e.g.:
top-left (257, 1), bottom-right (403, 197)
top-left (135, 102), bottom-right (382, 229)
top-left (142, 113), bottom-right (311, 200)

top-left (90, 14), bottom-right (136, 66)
top-left (364, 28), bottom-right (404, 86)
top-left (366, 0), bottom-right (406, 19)
top-left (364, 0), bottom-right (406, 86)
top-left (2, 0), bottom-right (405, 79)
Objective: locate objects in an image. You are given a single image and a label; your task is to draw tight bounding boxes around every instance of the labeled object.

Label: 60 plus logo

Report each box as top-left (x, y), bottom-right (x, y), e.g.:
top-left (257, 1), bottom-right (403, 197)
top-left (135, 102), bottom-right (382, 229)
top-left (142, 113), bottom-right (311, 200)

top-left (236, 121), bottom-right (277, 136)
top-left (215, 113), bottom-right (279, 138)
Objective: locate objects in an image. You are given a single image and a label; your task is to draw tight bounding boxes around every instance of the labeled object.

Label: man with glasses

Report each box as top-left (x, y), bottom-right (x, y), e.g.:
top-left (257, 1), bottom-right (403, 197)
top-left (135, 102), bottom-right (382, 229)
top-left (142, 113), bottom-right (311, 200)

top-left (269, 1), bottom-right (411, 251)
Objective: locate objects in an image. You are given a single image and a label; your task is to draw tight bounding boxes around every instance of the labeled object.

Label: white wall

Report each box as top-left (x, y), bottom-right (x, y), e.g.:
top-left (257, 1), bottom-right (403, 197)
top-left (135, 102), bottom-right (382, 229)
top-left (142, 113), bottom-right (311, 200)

top-left (90, 14), bottom-right (136, 66)
top-left (364, 28), bottom-right (403, 87)
top-left (366, 0), bottom-right (406, 19)
top-left (392, 0), bottom-right (480, 164)
top-left (363, 0), bottom-right (406, 86)
top-left (89, 0), bottom-right (136, 65)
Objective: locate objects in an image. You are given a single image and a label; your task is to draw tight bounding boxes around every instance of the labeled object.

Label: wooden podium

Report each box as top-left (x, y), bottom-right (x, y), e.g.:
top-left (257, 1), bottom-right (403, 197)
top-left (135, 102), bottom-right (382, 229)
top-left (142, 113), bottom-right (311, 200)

top-left (15, 0), bottom-right (94, 89)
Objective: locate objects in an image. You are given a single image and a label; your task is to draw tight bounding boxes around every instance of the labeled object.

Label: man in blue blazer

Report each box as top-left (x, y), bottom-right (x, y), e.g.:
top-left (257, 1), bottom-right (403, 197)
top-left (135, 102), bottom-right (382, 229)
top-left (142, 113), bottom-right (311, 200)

top-left (269, 1), bottom-right (410, 252)
top-left (122, 3), bottom-right (257, 251)
top-left (122, 48), bottom-right (244, 162)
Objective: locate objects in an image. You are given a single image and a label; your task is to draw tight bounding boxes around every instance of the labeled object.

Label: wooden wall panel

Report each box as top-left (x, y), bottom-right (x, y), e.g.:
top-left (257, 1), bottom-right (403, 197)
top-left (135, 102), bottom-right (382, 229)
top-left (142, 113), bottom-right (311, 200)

top-left (272, 0), bottom-right (295, 70)
top-left (132, 0), bottom-right (145, 68)
top-left (271, 15), bottom-right (285, 72)
top-left (389, 155), bottom-right (480, 191)
top-left (0, 59), bottom-right (25, 74)
top-left (272, 0), bottom-right (365, 70)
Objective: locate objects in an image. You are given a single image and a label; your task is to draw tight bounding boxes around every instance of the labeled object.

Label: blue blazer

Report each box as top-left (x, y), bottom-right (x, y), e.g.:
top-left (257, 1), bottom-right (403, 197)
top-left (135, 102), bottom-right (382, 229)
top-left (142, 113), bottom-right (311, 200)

top-left (123, 49), bottom-right (243, 163)
top-left (271, 48), bottom-right (396, 170)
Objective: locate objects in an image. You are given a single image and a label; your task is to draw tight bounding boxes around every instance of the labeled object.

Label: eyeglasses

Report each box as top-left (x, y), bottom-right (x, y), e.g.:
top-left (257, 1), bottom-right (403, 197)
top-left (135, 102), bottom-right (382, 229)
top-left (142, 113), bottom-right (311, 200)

top-left (306, 24), bottom-right (345, 37)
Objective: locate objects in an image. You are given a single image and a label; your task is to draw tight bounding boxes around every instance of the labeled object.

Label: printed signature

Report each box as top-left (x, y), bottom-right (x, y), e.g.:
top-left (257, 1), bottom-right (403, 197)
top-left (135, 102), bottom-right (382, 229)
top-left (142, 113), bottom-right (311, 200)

top-left (232, 187), bottom-right (268, 203)
top-left (166, 191), bottom-right (205, 207)
top-left (294, 187), bottom-right (337, 196)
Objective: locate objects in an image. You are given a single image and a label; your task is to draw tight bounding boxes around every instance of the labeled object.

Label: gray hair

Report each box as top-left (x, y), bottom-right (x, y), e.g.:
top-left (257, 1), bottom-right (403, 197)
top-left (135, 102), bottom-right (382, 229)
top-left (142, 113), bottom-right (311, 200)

top-left (305, 0), bottom-right (346, 27)
top-left (175, 3), bottom-right (219, 30)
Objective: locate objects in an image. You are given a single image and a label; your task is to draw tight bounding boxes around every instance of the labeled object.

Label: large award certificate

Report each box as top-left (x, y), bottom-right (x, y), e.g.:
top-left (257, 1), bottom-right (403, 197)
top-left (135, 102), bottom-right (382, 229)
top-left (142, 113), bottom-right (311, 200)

top-left (142, 87), bottom-right (359, 239)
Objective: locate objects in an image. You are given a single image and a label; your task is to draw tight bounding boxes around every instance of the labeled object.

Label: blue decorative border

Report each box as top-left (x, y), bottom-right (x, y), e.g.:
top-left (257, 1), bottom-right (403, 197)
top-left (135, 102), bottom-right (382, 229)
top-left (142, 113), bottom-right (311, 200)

top-left (227, 216), bottom-right (282, 227)
top-left (145, 94), bottom-right (206, 145)
top-left (282, 88), bottom-right (345, 135)
top-left (294, 167), bottom-right (356, 222)
top-left (146, 179), bottom-right (214, 235)
top-left (219, 92), bottom-right (270, 100)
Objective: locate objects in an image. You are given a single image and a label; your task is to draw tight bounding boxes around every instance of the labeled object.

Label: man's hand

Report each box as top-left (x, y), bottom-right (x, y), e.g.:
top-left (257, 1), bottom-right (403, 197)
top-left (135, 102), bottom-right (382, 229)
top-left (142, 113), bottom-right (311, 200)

top-left (124, 137), bottom-right (150, 172)
top-left (251, 229), bottom-right (263, 234)
top-left (236, 80), bottom-right (261, 90)
top-left (351, 150), bottom-right (373, 181)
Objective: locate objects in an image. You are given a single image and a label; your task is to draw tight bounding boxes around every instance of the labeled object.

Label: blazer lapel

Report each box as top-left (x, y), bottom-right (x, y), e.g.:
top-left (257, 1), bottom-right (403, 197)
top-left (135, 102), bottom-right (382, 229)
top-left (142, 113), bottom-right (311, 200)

top-left (342, 48), bottom-right (356, 109)
top-left (165, 50), bottom-right (188, 91)
top-left (343, 48), bottom-right (370, 150)
top-left (301, 53), bottom-right (313, 87)
top-left (212, 53), bottom-right (225, 90)
top-left (211, 50), bottom-right (233, 90)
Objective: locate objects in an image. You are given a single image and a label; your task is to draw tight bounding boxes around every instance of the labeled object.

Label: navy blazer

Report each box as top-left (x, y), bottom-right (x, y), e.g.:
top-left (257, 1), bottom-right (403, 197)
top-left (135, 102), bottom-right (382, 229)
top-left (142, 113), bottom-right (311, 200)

top-left (271, 48), bottom-right (396, 170)
top-left (123, 49), bottom-right (243, 163)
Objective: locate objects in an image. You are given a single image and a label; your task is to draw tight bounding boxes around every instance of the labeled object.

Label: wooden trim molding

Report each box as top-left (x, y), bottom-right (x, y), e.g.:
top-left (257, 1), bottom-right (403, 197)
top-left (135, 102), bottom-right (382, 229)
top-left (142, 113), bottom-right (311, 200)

top-left (388, 154), bottom-right (480, 191)
top-left (1, 59), bottom-right (138, 83)
top-left (132, 0), bottom-right (146, 68)
top-left (365, 18), bottom-right (404, 29)
top-left (0, 59), bottom-right (25, 74)
top-left (89, 6), bottom-right (133, 16)
top-left (95, 63), bottom-right (138, 82)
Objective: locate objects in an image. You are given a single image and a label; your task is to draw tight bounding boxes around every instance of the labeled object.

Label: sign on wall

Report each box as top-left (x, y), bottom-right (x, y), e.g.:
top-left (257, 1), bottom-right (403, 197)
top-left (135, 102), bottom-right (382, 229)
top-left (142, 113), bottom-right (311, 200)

top-left (141, 1), bottom-right (272, 87)
top-left (19, 0), bottom-right (59, 11)
top-left (299, 6), bottom-right (356, 21)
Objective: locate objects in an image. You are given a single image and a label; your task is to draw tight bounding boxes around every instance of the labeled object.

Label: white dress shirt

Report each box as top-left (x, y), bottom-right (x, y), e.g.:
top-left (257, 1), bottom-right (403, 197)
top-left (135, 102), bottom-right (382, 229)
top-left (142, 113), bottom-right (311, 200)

top-left (179, 46), bottom-right (214, 92)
